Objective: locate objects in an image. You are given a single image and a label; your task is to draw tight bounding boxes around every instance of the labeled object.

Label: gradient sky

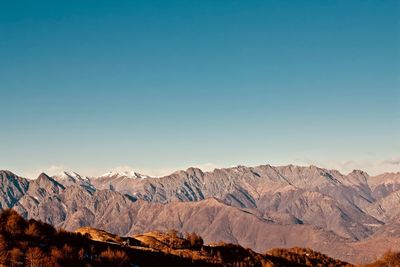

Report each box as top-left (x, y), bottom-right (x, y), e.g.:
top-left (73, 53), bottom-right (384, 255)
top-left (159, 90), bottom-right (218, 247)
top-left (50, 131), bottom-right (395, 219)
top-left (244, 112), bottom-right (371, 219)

top-left (0, 1), bottom-right (399, 178)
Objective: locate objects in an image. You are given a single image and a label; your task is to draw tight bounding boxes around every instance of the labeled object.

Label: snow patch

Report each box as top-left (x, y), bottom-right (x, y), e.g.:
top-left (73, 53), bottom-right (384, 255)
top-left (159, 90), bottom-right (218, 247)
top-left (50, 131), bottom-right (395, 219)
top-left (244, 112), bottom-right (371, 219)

top-left (100, 170), bottom-right (149, 179)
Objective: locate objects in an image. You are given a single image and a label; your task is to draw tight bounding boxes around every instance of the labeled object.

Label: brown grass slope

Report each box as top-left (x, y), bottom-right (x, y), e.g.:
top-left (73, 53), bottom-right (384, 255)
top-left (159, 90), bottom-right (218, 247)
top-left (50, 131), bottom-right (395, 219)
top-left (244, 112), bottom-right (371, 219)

top-left (0, 209), bottom-right (357, 267)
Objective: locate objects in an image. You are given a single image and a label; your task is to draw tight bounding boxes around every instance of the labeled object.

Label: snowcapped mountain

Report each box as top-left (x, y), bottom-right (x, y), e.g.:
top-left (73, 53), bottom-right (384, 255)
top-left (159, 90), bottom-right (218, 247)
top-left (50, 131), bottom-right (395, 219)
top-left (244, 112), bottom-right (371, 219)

top-left (100, 170), bottom-right (150, 179)
top-left (1, 164), bottom-right (400, 263)
top-left (56, 171), bottom-right (90, 182)
top-left (52, 171), bottom-right (96, 193)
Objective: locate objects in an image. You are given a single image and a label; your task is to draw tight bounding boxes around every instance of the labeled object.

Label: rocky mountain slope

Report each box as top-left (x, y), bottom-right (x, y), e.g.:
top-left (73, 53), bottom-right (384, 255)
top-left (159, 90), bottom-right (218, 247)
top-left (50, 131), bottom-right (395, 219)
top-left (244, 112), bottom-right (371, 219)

top-left (0, 209), bottom-right (357, 267)
top-left (1, 164), bottom-right (400, 264)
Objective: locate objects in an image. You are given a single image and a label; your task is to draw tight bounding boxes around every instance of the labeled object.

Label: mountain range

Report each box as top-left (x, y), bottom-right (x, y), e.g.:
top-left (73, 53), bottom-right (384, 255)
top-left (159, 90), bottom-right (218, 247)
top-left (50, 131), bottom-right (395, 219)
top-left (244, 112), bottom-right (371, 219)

top-left (1, 164), bottom-right (400, 264)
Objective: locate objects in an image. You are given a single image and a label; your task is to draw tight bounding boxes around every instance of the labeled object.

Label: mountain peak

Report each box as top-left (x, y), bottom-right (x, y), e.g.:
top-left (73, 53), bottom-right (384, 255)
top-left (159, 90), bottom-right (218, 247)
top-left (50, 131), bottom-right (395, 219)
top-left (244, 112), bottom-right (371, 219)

top-left (0, 170), bottom-right (17, 176)
top-left (37, 172), bottom-right (51, 180)
top-left (36, 172), bottom-right (65, 189)
top-left (100, 170), bottom-right (149, 179)
top-left (56, 171), bottom-right (88, 182)
top-left (31, 172), bottom-right (65, 196)
top-left (185, 167), bottom-right (204, 177)
top-left (349, 169), bottom-right (369, 177)
top-left (62, 171), bottom-right (80, 177)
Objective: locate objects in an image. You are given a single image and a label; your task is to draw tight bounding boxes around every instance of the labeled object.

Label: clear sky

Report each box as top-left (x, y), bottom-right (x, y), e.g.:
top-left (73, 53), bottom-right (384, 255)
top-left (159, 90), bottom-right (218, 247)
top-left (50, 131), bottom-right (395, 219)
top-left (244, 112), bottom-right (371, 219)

top-left (0, 0), bottom-right (399, 178)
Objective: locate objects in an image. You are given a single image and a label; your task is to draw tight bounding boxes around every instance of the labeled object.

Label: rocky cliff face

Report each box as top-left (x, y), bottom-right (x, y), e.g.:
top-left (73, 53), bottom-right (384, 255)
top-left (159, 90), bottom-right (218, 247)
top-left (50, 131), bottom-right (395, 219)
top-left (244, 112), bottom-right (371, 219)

top-left (1, 165), bottom-right (400, 263)
top-left (0, 170), bottom-right (29, 209)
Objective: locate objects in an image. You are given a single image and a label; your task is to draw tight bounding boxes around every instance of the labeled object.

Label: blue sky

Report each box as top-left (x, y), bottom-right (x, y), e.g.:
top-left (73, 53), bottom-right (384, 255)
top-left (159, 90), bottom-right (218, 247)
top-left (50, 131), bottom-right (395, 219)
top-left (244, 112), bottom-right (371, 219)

top-left (0, 0), bottom-right (399, 178)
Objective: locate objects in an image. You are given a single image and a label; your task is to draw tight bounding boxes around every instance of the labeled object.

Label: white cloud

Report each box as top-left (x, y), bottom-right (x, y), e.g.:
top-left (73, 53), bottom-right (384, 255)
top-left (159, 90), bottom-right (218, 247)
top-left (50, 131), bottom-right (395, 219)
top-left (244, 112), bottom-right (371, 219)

top-left (382, 157), bottom-right (400, 166)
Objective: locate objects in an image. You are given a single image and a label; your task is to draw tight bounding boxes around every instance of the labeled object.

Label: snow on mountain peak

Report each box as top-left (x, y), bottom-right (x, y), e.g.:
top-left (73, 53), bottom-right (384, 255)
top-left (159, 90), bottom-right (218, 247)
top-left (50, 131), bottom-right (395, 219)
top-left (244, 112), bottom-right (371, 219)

top-left (55, 171), bottom-right (90, 182)
top-left (61, 171), bottom-right (80, 178)
top-left (100, 170), bottom-right (148, 179)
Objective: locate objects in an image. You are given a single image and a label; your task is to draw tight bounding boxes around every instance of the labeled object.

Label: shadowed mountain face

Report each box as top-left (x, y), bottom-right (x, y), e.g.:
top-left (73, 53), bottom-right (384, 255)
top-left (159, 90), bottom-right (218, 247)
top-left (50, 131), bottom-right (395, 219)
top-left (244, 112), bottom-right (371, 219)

top-left (1, 165), bottom-right (400, 263)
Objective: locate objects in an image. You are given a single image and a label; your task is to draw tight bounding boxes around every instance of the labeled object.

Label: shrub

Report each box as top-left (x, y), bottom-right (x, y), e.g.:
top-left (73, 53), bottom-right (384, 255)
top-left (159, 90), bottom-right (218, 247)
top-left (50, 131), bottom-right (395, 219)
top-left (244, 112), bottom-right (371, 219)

top-left (185, 232), bottom-right (204, 249)
top-left (99, 247), bottom-right (129, 266)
